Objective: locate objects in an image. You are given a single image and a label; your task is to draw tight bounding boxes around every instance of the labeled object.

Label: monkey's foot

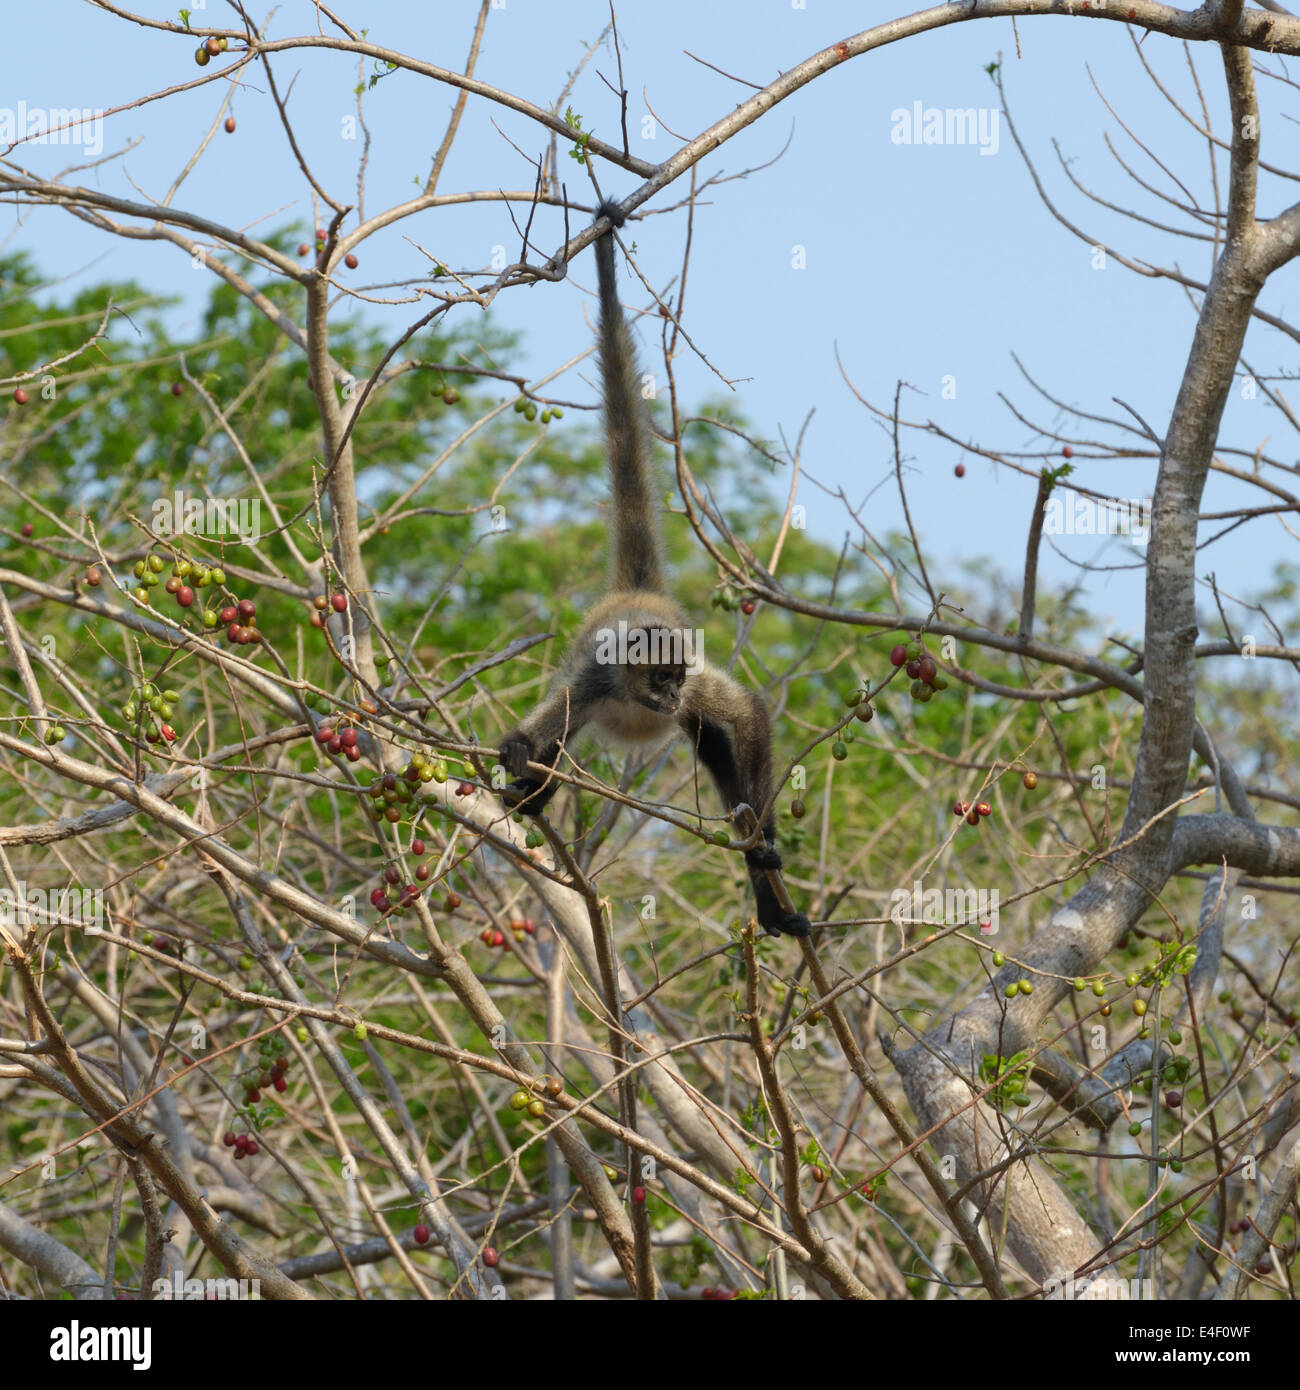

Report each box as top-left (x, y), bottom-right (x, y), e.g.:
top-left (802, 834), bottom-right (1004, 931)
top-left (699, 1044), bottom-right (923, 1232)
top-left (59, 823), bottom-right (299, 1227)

top-left (759, 907), bottom-right (812, 939)
top-left (498, 731), bottom-right (535, 780)
top-left (500, 778), bottom-right (555, 815)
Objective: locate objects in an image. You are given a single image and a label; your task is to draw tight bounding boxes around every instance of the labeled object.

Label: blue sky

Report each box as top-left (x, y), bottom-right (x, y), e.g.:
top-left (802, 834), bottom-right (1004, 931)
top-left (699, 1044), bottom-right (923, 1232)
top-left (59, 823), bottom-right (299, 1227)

top-left (4, 2), bottom-right (1298, 640)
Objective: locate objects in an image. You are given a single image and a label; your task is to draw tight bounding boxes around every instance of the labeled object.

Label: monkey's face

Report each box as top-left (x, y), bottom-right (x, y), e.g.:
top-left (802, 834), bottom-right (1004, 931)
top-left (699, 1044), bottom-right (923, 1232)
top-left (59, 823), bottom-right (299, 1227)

top-left (628, 662), bottom-right (687, 715)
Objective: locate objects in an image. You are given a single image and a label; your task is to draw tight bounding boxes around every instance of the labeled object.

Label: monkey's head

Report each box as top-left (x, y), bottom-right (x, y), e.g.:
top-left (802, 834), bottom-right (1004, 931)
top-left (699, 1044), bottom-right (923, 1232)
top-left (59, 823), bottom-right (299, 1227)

top-left (617, 644), bottom-right (688, 716)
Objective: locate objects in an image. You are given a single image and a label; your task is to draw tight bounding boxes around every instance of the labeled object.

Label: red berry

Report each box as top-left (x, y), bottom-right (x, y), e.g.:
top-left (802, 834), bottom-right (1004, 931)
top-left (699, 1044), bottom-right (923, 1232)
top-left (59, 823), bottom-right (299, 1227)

top-left (953, 801), bottom-right (967, 817)
top-left (245, 1089), bottom-right (260, 1103)
top-left (13, 387), bottom-right (29, 405)
top-left (966, 809), bottom-right (980, 826)
top-left (165, 575), bottom-right (182, 595)
top-left (457, 781), bottom-right (474, 797)
top-left (316, 727), bottom-right (335, 743)
top-left (20, 521), bottom-right (33, 537)
top-left (370, 886), bottom-right (387, 907)
top-left (413, 1224), bottom-right (430, 1246)
top-left (415, 863), bottom-right (430, 881)
top-left (315, 228), bottom-right (326, 241)
top-left (889, 644), bottom-right (907, 667)
top-left (632, 1186), bottom-right (647, 1204)
top-left (340, 727), bottom-right (358, 748)
top-left (245, 1139), bottom-right (259, 1156)
top-left (220, 605), bottom-right (237, 624)
top-left (954, 463), bottom-right (966, 477)
top-left (171, 381), bottom-right (184, 396)
top-left (298, 243), bottom-right (311, 257)
top-left (237, 598), bottom-right (256, 621)
top-left (224, 116), bottom-right (236, 134)
top-left (177, 585), bottom-right (194, 607)
top-left (309, 611), bottom-right (324, 628)
top-left (273, 1074), bottom-right (287, 1093)
top-left (327, 735), bottom-right (343, 754)
top-left (204, 36), bottom-right (221, 55)
top-left (222, 1130), bottom-right (237, 1147)
top-left (233, 1147), bottom-right (246, 1160)
top-left (905, 658), bottom-right (922, 679)
top-left (445, 892), bottom-right (462, 911)
top-left (344, 252), bottom-right (358, 269)
top-left (482, 1247), bottom-right (499, 1268)
top-left (976, 801), bottom-right (992, 818)
top-left (234, 1133), bottom-right (249, 1150)
top-left (740, 598), bottom-right (756, 615)
top-left (384, 865), bottom-right (400, 884)
top-left (523, 917), bottom-right (536, 935)
top-left (345, 744), bottom-right (361, 761)
top-left (1062, 445), bottom-right (1074, 458)
top-left (411, 838), bottom-right (426, 855)
top-left (331, 592), bottom-right (347, 613)
top-left (491, 930), bottom-right (505, 948)
top-left (160, 724), bottom-right (176, 742)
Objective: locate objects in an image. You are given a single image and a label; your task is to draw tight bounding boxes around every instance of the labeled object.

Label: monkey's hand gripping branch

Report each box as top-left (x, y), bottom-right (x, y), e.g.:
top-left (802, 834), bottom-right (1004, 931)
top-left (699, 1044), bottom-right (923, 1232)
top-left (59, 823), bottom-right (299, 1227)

top-left (733, 803), bottom-right (811, 939)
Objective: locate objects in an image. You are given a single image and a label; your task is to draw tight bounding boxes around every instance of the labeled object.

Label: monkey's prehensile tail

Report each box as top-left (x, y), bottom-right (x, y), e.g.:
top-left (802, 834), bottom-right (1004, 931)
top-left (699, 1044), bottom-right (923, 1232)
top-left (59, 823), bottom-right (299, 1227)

top-left (594, 201), bottom-right (663, 595)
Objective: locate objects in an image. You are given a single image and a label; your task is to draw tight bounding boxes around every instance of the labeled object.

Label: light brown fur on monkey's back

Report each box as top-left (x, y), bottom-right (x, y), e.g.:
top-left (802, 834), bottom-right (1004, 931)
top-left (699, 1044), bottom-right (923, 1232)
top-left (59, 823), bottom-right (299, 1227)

top-left (560, 590), bottom-right (689, 677)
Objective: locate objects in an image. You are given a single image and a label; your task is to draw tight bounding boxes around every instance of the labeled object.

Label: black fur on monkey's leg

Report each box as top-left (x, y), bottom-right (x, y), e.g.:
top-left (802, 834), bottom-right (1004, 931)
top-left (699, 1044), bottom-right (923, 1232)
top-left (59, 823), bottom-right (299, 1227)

top-left (745, 839), bottom-right (812, 938)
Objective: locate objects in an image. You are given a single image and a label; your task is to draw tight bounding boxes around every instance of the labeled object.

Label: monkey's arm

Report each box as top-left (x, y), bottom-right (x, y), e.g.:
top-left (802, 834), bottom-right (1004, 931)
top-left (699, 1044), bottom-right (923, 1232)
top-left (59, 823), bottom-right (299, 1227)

top-left (681, 668), bottom-right (811, 938)
top-left (499, 668), bottom-right (606, 814)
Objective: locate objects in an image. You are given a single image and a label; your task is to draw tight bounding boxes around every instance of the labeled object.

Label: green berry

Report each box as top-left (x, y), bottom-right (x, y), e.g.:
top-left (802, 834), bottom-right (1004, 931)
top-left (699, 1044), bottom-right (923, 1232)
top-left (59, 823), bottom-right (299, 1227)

top-left (712, 829), bottom-right (730, 846)
top-left (1128, 1121), bottom-right (1142, 1137)
top-left (1074, 978), bottom-right (1086, 992)
top-left (831, 740), bottom-right (848, 761)
top-left (992, 951), bottom-right (1004, 967)
top-left (1005, 982), bottom-right (1019, 998)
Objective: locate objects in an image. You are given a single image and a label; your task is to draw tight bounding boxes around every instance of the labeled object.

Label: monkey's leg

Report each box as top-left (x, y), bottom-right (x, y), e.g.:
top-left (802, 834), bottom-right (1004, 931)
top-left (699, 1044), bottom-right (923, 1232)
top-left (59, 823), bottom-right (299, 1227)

top-left (498, 687), bottom-right (587, 815)
top-left (683, 678), bottom-right (811, 938)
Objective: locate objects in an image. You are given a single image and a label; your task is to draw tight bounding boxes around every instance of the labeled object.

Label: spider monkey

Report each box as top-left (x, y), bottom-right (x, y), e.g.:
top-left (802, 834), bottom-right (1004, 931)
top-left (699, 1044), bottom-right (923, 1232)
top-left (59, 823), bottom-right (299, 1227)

top-left (497, 202), bottom-right (810, 939)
